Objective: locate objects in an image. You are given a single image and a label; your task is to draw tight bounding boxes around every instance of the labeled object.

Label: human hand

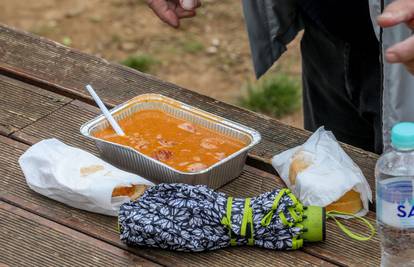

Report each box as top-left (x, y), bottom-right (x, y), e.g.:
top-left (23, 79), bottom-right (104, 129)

top-left (146, 0), bottom-right (201, 28)
top-left (377, 0), bottom-right (414, 74)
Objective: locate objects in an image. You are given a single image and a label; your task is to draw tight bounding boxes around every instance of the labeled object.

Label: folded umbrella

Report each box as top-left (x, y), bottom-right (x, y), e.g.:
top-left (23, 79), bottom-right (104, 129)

top-left (118, 183), bottom-right (325, 251)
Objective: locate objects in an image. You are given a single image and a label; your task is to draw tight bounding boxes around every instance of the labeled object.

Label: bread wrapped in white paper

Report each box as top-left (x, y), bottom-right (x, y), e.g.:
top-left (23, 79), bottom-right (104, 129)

top-left (272, 127), bottom-right (372, 217)
top-left (19, 139), bottom-right (154, 216)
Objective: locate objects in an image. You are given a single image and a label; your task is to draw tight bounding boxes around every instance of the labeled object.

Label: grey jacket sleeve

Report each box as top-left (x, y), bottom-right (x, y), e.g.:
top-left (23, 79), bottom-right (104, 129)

top-left (242, 0), bottom-right (302, 78)
top-left (369, 0), bottom-right (414, 150)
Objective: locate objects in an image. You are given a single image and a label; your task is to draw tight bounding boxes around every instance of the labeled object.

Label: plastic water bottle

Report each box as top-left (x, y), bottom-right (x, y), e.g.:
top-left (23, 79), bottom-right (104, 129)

top-left (376, 122), bottom-right (414, 266)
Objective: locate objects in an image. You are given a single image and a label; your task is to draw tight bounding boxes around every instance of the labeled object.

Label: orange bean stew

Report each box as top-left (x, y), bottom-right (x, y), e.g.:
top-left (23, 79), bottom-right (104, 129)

top-left (93, 110), bottom-right (247, 172)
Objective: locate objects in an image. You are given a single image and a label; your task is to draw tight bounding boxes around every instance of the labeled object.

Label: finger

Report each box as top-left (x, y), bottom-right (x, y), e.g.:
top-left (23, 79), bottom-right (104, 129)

top-left (386, 35), bottom-right (414, 63)
top-left (178, 10), bottom-right (196, 18)
top-left (377, 0), bottom-right (414, 27)
top-left (165, 1), bottom-right (196, 21)
top-left (147, 0), bottom-right (179, 28)
top-left (175, 6), bottom-right (196, 18)
top-left (165, 1), bottom-right (184, 26)
top-left (378, 0), bottom-right (414, 27)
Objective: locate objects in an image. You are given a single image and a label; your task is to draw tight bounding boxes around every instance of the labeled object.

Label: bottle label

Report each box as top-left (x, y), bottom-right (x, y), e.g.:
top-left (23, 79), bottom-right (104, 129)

top-left (377, 177), bottom-right (414, 228)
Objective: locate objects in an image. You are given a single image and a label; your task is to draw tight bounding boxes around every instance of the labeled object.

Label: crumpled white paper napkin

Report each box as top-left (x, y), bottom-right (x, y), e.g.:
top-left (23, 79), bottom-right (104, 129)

top-left (19, 138), bottom-right (154, 216)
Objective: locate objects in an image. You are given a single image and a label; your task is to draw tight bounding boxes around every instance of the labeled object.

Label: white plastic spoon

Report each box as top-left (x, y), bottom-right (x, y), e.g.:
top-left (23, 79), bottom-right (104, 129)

top-left (85, 84), bottom-right (125, 136)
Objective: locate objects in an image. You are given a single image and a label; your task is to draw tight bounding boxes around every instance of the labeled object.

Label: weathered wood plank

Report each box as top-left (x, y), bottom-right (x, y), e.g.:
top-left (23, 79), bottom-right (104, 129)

top-left (0, 201), bottom-right (159, 267)
top-left (0, 74), bottom-right (70, 135)
top-left (0, 24), bottom-right (378, 199)
top-left (12, 100), bottom-right (99, 153)
top-left (0, 137), bottom-right (332, 267)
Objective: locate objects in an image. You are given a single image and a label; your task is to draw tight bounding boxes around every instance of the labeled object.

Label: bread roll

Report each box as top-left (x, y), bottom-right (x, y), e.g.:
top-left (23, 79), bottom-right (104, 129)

top-left (288, 150), bottom-right (362, 214)
top-left (112, 184), bottom-right (148, 201)
top-left (288, 151), bottom-right (313, 185)
top-left (326, 190), bottom-right (363, 214)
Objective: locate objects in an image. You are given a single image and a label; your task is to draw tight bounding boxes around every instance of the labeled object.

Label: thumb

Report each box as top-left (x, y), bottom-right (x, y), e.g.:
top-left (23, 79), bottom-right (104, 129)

top-left (147, 0), bottom-right (179, 27)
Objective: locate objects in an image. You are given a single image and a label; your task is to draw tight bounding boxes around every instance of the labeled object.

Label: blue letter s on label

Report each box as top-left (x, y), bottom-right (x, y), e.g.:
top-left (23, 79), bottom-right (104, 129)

top-left (397, 205), bottom-right (407, 217)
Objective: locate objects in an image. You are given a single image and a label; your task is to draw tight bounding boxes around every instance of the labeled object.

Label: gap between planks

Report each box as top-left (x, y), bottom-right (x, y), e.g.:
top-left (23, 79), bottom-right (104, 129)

top-left (0, 201), bottom-right (161, 267)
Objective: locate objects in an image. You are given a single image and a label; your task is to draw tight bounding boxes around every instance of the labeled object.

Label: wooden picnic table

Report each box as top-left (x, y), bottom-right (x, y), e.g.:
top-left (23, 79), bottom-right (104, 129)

top-left (0, 24), bottom-right (381, 266)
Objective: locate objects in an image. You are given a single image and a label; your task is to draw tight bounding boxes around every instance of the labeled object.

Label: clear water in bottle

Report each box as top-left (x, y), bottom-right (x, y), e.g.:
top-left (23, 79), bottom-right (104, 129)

top-left (376, 122), bottom-right (414, 266)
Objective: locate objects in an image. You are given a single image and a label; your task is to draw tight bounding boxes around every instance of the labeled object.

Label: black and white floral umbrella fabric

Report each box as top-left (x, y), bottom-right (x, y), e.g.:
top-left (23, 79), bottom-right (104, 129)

top-left (118, 183), bottom-right (317, 252)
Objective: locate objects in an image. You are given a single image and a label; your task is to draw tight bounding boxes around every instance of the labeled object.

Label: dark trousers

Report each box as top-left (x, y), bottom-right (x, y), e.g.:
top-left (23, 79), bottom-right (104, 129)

top-left (300, 17), bottom-right (383, 154)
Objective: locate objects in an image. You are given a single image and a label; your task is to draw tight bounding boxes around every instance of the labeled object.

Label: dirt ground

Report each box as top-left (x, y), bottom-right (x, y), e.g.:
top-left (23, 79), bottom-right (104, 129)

top-left (0, 0), bottom-right (303, 127)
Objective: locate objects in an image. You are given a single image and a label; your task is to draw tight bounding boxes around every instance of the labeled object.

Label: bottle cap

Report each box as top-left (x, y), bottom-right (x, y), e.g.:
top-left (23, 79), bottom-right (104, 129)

top-left (391, 122), bottom-right (414, 150)
top-left (301, 206), bottom-right (326, 242)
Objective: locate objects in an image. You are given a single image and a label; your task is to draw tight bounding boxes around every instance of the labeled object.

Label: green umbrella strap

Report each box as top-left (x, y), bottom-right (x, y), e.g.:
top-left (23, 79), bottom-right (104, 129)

top-left (292, 236), bottom-right (304, 249)
top-left (279, 211), bottom-right (293, 227)
top-left (222, 197), bottom-right (255, 246)
top-left (327, 210), bottom-right (376, 241)
top-left (241, 198), bottom-right (254, 246)
top-left (260, 189), bottom-right (289, 226)
top-left (221, 197), bottom-right (237, 246)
